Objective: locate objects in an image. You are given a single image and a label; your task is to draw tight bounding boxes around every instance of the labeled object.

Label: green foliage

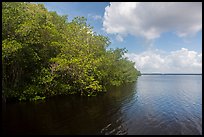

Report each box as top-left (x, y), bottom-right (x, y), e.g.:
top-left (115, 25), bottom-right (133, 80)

top-left (19, 85), bottom-right (45, 101)
top-left (2, 39), bottom-right (22, 58)
top-left (2, 2), bottom-right (141, 102)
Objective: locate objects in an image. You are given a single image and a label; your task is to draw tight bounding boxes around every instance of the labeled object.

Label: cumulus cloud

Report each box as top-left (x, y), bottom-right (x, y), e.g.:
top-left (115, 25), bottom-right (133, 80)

top-left (124, 48), bottom-right (202, 73)
top-left (103, 2), bottom-right (202, 41)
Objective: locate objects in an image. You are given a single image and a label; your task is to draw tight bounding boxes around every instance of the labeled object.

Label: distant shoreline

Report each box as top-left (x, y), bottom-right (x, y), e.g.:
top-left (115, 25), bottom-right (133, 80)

top-left (141, 73), bottom-right (202, 75)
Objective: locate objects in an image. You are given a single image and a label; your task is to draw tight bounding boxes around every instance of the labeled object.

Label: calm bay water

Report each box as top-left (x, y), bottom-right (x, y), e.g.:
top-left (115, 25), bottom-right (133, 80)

top-left (2, 75), bottom-right (202, 135)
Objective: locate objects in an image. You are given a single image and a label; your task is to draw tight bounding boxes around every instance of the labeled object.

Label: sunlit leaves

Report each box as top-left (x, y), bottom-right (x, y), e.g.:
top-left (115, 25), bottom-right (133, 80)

top-left (2, 39), bottom-right (22, 58)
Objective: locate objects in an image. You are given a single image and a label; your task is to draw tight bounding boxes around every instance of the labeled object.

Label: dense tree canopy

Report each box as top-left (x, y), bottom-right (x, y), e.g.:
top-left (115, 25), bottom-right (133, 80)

top-left (2, 2), bottom-right (141, 101)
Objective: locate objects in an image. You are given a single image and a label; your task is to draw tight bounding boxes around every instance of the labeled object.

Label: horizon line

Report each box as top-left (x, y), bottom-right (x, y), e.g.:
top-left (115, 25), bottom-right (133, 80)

top-left (141, 73), bottom-right (202, 75)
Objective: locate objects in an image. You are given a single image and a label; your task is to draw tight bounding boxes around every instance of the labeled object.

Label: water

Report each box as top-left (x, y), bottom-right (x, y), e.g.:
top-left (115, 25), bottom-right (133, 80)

top-left (2, 75), bottom-right (202, 135)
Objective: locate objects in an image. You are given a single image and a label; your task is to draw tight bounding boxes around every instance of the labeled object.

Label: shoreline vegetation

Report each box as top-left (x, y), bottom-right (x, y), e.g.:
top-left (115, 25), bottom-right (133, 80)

top-left (2, 2), bottom-right (141, 102)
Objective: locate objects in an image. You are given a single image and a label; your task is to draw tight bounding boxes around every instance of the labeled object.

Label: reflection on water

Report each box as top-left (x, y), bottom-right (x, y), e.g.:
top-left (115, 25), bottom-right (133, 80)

top-left (2, 75), bottom-right (202, 135)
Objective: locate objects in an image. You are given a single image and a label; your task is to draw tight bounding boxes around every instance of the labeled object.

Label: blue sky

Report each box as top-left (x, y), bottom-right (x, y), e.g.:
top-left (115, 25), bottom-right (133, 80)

top-left (36, 2), bottom-right (202, 73)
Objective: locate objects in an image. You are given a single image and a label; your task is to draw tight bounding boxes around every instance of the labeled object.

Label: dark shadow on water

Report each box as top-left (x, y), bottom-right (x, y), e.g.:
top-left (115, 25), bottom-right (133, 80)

top-left (2, 82), bottom-right (138, 135)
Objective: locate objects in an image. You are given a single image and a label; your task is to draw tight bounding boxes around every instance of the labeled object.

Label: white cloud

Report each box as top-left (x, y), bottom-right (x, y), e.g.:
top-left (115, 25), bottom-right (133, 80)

top-left (103, 2), bottom-right (202, 40)
top-left (88, 14), bottom-right (102, 21)
top-left (124, 48), bottom-right (202, 73)
top-left (116, 34), bottom-right (124, 42)
top-left (92, 15), bottom-right (102, 20)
